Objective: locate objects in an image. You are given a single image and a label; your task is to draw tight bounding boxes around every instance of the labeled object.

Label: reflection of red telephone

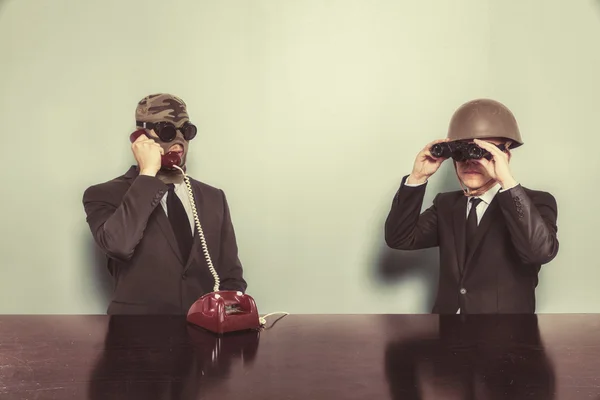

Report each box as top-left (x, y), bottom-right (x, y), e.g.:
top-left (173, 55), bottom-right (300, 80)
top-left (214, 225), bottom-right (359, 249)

top-left (187, 290), bottom-right (261, 334)
top-left (129, 129), bottom-right (180, 169)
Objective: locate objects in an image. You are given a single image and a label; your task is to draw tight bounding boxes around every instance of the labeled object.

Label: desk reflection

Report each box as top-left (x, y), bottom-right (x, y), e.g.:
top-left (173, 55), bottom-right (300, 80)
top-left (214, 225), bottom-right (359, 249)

top-left (87, 316), bottom-right (259, 400)
top-left (385, 315), bottom-right (556, 400)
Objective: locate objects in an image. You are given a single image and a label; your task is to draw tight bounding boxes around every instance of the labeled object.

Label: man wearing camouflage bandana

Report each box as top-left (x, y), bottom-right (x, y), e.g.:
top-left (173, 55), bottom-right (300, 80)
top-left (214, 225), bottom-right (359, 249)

top-left (134, 93), bottom-right (191, 181)
top-left (82, 93), bottom-right (248, 315)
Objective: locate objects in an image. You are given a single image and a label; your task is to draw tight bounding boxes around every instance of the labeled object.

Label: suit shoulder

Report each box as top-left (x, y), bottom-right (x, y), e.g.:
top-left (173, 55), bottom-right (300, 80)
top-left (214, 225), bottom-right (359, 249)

top-left (521, 186), bottom-right (557, 205)
top-left (521, 186), bottom-right (555, 198)
top-left (189, 177), bottom-right (223, 194)
top-left (83, 174), bottom-right (130, 202)
top-left (187, 177), bottom-right (231, 206)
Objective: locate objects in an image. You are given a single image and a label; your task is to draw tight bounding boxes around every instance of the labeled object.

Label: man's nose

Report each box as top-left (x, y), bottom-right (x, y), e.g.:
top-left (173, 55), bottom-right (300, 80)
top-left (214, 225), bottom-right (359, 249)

top-left (174, 130), bottom-right (188, 143)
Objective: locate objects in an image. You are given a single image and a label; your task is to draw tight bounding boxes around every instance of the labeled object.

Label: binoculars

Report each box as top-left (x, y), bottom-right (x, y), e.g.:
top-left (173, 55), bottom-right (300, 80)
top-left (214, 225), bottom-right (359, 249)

top-left (430, 141), bottom-right (506, 162)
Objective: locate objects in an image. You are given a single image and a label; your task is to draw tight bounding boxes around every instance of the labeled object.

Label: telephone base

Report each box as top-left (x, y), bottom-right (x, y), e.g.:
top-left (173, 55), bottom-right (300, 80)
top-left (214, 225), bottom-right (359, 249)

top-left (186, 290), bottom-right (261, 334)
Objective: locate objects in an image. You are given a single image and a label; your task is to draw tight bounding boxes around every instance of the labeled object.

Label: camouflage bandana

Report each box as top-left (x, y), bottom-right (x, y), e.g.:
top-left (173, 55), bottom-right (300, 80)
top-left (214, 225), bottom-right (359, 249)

top-left (135, 93), bottom-right (190, 124)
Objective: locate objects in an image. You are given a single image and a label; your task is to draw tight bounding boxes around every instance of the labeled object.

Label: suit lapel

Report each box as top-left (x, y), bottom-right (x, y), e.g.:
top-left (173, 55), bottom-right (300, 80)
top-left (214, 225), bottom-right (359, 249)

top-left (182, 181), bottom-right (219, 291)
top-left (124, 166), bottom-right (211, 270)
top-left (452, 196), bottom-right (468, 276)
top-left (123, 165), bottom-right (185, 264)
top-left (184, 181), bottom-right (204, 273)
top-left (464, 197), bottom-right (500, 268)
top-left (154, 205), bottom-right (185, 265)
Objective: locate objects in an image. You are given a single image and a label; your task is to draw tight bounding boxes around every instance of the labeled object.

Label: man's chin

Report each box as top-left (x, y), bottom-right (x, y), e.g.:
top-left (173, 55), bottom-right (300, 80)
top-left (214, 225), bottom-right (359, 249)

top-left (460, 177), bottom-right (485, 190)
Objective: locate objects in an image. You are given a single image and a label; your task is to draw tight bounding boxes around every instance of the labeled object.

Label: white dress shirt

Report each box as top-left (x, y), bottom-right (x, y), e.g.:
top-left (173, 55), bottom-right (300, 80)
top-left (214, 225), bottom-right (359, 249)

top-left (465, 183), bottom-right (502, 224)
top-left (403, 178), bottom-right (505, 223)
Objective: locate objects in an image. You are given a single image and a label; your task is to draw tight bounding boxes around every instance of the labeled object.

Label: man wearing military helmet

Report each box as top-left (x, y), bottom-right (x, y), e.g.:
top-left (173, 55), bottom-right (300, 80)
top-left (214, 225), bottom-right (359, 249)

top-left (384, 99), bottom-right (559, 314)
top-left (83, 94), bottom-right (247, 315)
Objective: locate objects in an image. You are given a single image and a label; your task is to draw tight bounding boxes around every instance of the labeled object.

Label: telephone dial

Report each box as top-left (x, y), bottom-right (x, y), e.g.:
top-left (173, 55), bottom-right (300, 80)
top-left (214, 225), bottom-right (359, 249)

top-left (131, 128), bottom-right (287, 334)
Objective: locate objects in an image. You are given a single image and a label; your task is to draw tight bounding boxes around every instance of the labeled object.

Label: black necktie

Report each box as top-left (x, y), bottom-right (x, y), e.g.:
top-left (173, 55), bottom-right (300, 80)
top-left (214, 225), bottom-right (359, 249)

top-left (166, 184), bottom-right (193, 262)
top-left (466, 197), bottom-right (482, 253)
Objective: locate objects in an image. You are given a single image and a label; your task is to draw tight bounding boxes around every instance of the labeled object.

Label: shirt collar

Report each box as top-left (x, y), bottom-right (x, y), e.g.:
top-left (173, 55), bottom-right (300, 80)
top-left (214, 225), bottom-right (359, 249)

top-left (469, 183), bottom-right (501, 205)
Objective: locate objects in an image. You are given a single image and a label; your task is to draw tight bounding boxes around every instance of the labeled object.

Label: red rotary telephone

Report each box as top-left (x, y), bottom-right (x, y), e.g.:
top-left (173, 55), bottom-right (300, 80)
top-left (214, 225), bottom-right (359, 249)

top-left (187, 290), bottom-right (261, 334)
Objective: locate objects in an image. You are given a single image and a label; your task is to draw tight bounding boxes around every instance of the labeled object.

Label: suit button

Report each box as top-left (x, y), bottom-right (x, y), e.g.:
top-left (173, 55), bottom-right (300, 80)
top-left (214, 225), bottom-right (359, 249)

top-left (460, 288), bottom-right (467, 294)
top-left (181, 273), bottom-right (187, 280)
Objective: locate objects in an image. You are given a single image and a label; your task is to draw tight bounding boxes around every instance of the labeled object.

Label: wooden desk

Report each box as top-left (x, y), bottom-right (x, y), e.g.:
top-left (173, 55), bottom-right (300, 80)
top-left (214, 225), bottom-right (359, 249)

top-left (0, 314), bottom-right (599, 399)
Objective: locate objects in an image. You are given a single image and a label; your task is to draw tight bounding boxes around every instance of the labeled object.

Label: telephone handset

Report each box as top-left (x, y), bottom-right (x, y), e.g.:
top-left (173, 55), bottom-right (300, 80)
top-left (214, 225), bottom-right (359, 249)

top-left (129, 129), bottom-right (181, 169)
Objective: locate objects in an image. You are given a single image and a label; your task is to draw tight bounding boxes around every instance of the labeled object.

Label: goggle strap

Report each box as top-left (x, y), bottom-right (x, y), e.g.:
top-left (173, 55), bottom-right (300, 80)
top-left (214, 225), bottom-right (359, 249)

top-left (136, 121), bottom-right (190, 130)
top-left (136, 121), bottom-right (153, 129)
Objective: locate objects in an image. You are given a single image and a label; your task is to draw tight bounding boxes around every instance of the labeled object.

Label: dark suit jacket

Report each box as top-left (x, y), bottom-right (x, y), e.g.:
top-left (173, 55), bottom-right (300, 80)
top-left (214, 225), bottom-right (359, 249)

top-left (83, 166), bottom-right (247, 315)
top-left (384, 175), bottom-right (559, 314)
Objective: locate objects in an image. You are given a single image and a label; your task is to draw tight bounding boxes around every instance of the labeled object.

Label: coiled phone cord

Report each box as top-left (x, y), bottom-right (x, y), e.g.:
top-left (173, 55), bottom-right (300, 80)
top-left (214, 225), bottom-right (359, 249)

top-left (173, 165), bottom-right (289, 326)
top-left (173, 165), bottom-right (220, 292)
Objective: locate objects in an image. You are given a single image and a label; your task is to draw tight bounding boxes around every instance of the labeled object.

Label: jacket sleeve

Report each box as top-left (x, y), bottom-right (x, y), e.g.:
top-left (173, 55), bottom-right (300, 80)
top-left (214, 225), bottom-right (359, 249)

top-left (384, 175), bottom-right (440, 250)
top-left (216, 190), bottom-right (248, 292)
top-left (83, 176), bottom-right (168, 261)
top-left (496, 185), bottom-right (559, 265)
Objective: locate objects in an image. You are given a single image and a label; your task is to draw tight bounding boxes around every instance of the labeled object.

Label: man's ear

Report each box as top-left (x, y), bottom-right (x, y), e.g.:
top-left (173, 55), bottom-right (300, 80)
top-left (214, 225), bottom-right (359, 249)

top-left (504, 141), bottom-right (513, 161)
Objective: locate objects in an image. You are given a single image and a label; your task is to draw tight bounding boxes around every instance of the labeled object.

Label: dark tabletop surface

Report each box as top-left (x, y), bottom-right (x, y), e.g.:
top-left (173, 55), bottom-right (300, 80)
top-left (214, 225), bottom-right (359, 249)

top-left (1, 314), bottom-right (600, 399)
